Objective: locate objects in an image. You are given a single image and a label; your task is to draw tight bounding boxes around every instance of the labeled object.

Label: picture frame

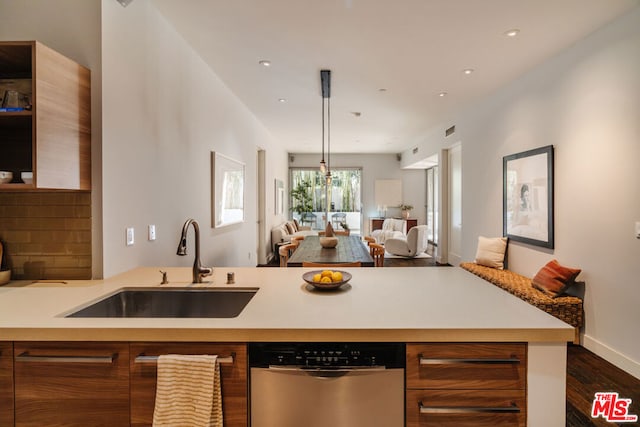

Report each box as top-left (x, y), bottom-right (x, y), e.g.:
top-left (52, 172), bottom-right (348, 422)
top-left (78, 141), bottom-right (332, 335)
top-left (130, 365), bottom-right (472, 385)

top-left (275, 179), bottom-right (284, 215)
top-left (503, 145), bottom-right (554, 248)
top-left (211, 152), bottom-right (245, 228)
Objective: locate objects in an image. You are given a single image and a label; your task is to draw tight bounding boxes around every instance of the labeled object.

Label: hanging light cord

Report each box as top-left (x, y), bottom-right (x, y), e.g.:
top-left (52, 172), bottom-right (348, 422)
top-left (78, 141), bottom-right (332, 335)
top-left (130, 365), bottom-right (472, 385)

top-left (327, 94), bottom-right (331, 174)
top-left (321, 95), bottom-right (325, 166)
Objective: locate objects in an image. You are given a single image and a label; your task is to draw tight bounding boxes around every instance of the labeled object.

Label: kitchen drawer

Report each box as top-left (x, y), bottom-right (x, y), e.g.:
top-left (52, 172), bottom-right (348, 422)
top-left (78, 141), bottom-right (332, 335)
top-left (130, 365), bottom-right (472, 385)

top-left (130, 342), bottom-right (247, 427)
top-left (14, 342), bottom-right (130, 427)
top-left (406, 389), bottom-right (526, 427)
top-left (407, 343), bottom-right (526, 389)
top-left (0, 342), bottom-right (13, 427)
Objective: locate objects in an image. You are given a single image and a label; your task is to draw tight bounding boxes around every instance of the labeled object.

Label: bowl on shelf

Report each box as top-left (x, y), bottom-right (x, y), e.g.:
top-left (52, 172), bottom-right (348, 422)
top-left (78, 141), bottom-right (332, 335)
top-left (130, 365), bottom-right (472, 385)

top-left (21, 171), bottom-right (33, 184)
top-left (0, 270), bottom-right (11, 286)
top-left (319, 236), bottom-right (338, 248)
top-left (0, 171), bottom-right (13, 184)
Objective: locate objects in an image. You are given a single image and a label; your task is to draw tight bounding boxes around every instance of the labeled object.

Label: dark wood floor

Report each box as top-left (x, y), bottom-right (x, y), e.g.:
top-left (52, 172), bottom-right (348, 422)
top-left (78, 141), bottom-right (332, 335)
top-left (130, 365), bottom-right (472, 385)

top-left (567, 344), bottom-right (639, 426)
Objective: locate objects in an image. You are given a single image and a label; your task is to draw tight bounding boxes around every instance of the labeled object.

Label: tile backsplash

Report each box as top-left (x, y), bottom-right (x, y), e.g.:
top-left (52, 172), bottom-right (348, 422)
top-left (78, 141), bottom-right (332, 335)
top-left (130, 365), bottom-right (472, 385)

top-left (0, 192), bottom-right (91, 280)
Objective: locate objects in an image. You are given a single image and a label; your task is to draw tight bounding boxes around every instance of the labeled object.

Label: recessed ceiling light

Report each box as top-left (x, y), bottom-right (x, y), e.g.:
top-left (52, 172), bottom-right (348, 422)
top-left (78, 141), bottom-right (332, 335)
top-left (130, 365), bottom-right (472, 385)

top-left (116, 0), bottom-right (134, 7)
top-left (504, 29), bottom-right (520, 38)
top-left (378, 88), bottom-right (387, 92)
top-left (351, 112), bottom-right (362, 117)
top-left (258, 60), bottom-right (271, 67)
top-left (463, 68), bottom-right (474, 75)
top-left (278, 98), bottom-right (286, 103)
top-left (438, 92), bottom-right (448, 97)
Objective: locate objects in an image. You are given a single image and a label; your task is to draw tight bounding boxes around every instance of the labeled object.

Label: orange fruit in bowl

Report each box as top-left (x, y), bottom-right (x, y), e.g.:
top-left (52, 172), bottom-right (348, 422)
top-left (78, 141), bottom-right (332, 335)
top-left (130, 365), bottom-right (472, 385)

top-left (321, 270), bottom-right (333, 278)
top-left (331, 271), bottom-right (343, 282)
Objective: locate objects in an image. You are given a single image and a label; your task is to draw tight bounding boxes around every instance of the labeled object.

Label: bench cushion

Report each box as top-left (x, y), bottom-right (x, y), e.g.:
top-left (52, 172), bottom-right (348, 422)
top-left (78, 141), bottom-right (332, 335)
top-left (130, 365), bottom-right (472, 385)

top-left (460, 262), bottom-right (583, 328)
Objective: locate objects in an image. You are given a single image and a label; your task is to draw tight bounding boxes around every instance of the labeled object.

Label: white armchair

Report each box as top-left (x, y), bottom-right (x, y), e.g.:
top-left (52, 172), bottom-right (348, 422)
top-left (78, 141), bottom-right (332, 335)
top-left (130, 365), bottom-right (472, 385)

top-left (385, 225), bottom-right (429, 257)
top-left (371, 218), bottom-right (406, 244)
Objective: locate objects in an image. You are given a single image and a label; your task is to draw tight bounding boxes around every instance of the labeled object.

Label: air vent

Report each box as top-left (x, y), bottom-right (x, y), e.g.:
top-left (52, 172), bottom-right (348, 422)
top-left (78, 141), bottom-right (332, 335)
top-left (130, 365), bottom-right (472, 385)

top-left (412, 147), bottom-right (419, 154)
top-left (445, 125), bottom-right (456, 137)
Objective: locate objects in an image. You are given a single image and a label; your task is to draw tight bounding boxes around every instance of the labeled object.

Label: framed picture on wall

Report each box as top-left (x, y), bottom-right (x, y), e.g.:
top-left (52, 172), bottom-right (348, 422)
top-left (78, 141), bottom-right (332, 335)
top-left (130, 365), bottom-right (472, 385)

top-left (503, 145), bottom-right (554, 248)
top-left (275, 179), bottom-right (284, 215)
top-left (211, 152), bottom-right (245, 228)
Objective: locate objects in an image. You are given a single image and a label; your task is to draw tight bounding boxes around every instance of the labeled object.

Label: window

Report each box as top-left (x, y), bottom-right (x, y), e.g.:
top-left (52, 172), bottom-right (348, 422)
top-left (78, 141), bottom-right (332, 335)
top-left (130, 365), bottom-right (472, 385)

top-left (289, 168), bottom-right (362, 233)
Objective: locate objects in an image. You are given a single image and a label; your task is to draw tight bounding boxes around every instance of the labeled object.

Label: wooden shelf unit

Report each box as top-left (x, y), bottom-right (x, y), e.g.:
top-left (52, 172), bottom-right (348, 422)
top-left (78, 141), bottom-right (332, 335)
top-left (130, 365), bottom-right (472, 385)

top-left (0, 41), bottom-right (90, 191)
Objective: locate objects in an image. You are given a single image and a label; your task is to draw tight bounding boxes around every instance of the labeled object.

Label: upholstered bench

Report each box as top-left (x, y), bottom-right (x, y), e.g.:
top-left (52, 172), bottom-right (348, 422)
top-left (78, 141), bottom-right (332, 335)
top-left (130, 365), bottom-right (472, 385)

top-left (460, 262), bottom-right (583, 344)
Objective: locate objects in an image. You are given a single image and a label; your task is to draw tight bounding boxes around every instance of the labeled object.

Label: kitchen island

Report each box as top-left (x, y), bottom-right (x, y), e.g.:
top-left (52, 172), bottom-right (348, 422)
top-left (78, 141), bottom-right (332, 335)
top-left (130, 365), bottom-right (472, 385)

top-left (0, 266), bottom-right (573, 426)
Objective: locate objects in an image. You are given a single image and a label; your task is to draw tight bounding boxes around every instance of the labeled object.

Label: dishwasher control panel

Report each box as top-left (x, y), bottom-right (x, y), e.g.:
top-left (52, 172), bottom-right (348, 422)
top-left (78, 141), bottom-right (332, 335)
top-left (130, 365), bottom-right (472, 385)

top-left (249, 342), bottom-right (405, 368)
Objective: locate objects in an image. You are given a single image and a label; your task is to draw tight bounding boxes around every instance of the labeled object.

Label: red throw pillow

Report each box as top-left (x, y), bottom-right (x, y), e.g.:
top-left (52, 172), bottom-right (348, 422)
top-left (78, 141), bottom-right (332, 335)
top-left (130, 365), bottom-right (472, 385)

top-left (532, 260), bottom-right (581, 298)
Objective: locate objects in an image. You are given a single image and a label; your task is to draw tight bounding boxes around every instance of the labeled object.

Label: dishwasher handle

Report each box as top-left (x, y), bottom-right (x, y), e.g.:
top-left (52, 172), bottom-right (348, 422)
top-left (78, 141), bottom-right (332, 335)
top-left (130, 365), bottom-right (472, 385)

top-left (264, 365), bottom-right (390, 378)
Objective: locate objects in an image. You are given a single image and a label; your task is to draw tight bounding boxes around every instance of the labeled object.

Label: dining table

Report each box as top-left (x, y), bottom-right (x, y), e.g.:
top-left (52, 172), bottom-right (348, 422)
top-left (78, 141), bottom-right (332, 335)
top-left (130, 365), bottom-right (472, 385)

top-left (287, 235), bottom-right (375, 267)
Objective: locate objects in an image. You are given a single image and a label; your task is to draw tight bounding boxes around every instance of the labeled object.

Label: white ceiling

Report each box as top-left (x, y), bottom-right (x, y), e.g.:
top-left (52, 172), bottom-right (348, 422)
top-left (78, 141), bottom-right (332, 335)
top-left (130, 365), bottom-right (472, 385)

top-left (150, 0), bottom-right (638, 154)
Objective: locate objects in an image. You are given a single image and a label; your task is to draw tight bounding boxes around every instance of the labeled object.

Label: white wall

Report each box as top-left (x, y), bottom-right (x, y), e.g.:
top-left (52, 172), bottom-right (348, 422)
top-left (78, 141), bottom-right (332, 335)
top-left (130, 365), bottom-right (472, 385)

top-left (101, 0), bottom-right (288, 276)
top-left (289, 153), bottom-right (426, 235)
top-left (403, 7), bottom-right (640, 378)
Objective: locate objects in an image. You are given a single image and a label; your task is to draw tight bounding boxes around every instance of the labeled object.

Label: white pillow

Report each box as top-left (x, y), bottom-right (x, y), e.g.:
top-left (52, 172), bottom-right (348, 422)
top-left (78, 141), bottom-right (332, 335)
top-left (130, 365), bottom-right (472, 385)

top-left (474, 236), bottom-right (508, 269)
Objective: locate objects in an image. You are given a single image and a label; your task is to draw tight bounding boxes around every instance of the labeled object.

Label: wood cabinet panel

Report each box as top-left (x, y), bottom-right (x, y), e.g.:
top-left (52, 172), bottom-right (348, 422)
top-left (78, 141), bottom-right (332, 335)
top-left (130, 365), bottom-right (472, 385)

top-left (34, 41), bottom-right (91, 190)
top-left (0, 342), bottom-right (14, 427)
top-left (14, 342), bottom-right (129, 427)
top-left (406, 389), bottom-right (526, 427)
top-left (130, 342), bottom-right (247, 427)
top-left (407, 343), bottom-right (526, 390)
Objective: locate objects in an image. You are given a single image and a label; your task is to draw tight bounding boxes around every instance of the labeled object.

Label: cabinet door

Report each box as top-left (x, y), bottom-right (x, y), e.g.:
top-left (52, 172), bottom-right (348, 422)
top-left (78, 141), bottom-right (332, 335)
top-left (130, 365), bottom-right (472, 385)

top-left (130, 343), bottom-right (247, 427)
top-left (406, 389), bottom-right (526, 427)
top-left (407, 343), bottom-right (526, 390)
top-left (0, 342), bottom-right (13, 427)
top-left (14, 342), bottom-right (129, 427)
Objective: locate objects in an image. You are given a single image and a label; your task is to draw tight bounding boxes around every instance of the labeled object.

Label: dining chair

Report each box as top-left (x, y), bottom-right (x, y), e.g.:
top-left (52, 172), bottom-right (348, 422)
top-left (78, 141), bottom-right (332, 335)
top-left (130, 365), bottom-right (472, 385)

top-left (302, 261), bottom-right (362, 268)
top-left (363, 236), bottom-right (376, 256)
top-left (369, 243), bottom-right (385, 267)
top-left (279, 243), bottom-right (298, 267)
top-left (290, 235), bottom-right (305, 247)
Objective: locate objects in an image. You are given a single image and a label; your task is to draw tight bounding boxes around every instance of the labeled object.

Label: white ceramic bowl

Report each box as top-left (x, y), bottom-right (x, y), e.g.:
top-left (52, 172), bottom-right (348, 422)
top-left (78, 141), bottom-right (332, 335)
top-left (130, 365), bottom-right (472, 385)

top-left (21, 171), bottom-right (33, 184)
top-left (0, 270), bottom-right (11, 286)
top-left (0, 171), bottom-right (12, 184)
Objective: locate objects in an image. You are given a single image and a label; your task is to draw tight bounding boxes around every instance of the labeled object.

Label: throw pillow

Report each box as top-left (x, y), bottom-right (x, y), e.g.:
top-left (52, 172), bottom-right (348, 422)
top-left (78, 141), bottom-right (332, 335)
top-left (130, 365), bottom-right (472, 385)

top-left (474, 236), bottom-right (508, 269)
top-left (285, 221), bottom-right (296, 235)
top-left (532, 260), bottom-right (581, 298)
top-left (293, 219), bottom-right (300, 231)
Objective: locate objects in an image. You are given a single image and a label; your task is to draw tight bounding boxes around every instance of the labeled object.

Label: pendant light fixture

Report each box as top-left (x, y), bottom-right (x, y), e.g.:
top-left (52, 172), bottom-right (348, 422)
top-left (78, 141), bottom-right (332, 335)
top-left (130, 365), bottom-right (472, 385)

top-left (320, 70), bottom-right (332, 183)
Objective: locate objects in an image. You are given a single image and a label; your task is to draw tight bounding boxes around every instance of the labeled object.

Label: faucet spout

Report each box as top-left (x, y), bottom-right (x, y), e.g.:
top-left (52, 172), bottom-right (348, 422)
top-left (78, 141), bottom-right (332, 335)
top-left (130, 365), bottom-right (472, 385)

top-left (176, 218), bottom-right (213, 283)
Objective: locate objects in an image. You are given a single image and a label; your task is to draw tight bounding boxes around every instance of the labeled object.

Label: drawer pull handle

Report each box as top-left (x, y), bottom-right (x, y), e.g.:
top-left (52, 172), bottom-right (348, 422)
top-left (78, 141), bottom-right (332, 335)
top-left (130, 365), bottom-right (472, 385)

top-left (16, 351), bottom-right (116, 364)
top-left (134, 353), bottom-right (235, 365)
top-left (419, 401), bottom-right (520, 414)
top-left (419, 356), bottom-right (520, 365)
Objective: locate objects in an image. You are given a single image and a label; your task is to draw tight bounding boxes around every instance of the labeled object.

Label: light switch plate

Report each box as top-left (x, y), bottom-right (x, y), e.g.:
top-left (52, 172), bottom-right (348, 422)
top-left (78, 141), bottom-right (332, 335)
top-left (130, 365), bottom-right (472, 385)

top-left (636, 221), bottom-right (640, 239)
top-left (126, 227), bottom-right (135, 246)
top-left (148, 224), bottom-right (156, 241)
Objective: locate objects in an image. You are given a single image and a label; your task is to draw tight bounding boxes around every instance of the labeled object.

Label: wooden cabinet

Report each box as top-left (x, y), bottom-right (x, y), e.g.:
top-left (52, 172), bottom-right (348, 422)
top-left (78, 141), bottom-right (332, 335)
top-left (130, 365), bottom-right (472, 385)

top-left (0, 342), bottom-right (14, 427)
top-left (130, 342), bottom-right (248, 427)
top-left (0, 41), bottom-right (91, 191)
top-left (14, 342), bottom-right (130, 427)
top-left (406, 343), bottom-right (527, 426)
top-left (369, 217), bottom-right (417, 233)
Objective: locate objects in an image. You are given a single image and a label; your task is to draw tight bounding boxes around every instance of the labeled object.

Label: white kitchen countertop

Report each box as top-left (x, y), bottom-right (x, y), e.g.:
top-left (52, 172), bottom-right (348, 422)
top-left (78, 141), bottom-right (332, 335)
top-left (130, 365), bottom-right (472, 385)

top-left (0, 266), bottom-right (574, 342)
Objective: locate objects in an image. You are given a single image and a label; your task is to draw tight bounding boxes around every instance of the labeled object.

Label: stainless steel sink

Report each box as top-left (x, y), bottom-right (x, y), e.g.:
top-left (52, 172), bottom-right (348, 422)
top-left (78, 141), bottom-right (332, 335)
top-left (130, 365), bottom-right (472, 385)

top-left (65, 287), bottom-right (258, 318)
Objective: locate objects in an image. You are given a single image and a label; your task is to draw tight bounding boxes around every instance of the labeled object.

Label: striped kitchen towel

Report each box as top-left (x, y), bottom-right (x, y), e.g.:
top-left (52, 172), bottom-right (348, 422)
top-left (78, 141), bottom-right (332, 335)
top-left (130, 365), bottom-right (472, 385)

top-left (152, 354), bottom-right (223, 427)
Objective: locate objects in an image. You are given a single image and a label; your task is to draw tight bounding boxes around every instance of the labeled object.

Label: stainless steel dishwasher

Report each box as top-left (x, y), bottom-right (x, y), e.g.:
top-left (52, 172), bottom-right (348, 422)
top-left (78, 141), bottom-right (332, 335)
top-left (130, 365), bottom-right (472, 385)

top-left (249, 342), bottom-right (405, 427)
